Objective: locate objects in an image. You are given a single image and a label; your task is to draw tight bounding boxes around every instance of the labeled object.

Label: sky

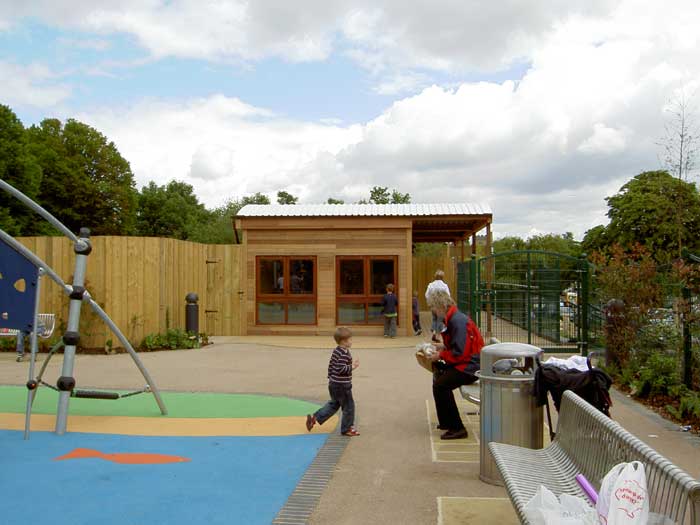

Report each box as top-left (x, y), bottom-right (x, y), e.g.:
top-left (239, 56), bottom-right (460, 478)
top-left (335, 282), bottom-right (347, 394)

top-left (1, 0), bottom-right (699, 240)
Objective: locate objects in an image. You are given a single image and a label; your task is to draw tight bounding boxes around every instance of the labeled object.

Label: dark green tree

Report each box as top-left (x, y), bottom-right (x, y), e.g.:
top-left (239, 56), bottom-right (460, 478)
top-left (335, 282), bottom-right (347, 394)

top-left (527, 232), bottom-right (581, 257)
top-left (276, 191), bottom-right (298, 205)
top-left (358, 186), bottom-right (412, 204)
top-left (135, 181), bottom-right (210, 240)
top-left (605, 170), bottom-right (700, 262)
top-left (581, 225), bottom-right (608, 255)
top-left (190, 192), bottom-right (272, 244)
top-left (493, 236), bottom-right (527, 253)
top-left (27, 118), bottom-right (138, 235)
top-left (327, 197), bottom-right (344, 204)
top-left (0, 105), bottom-right (43, 235)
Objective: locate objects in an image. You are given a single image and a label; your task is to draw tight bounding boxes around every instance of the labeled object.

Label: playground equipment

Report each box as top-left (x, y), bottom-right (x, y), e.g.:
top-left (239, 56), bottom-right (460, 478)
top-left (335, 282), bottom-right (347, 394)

top-left (0, 178), bottom-right (167, 439)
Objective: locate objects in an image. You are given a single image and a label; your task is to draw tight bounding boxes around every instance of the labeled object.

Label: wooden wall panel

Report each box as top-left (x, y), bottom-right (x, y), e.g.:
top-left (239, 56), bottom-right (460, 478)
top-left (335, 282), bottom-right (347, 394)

top-left (14, 236), bottom-right (242, 348)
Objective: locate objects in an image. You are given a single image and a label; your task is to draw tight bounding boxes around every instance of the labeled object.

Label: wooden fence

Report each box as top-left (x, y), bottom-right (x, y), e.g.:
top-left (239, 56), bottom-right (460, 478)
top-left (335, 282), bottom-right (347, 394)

top-left (12, 236), bottom-right (465, 348)
top-left (16, 237), bottom-right (242, 349)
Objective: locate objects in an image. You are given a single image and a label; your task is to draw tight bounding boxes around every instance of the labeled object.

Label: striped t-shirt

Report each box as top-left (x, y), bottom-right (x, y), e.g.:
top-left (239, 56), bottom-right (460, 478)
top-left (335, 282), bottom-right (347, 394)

top-left (327, 345), bottom-right (353, 384)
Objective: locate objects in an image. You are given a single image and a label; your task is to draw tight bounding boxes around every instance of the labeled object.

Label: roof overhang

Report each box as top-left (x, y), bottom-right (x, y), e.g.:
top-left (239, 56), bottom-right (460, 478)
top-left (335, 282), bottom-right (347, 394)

top-left (411, 215), bottom-right (491, 243)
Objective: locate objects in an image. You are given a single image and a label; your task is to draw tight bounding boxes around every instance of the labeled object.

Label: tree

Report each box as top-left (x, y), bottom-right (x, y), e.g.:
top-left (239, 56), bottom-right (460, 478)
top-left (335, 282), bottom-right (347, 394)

top-left (190, 192), bottom-right (272, 244)
top-left (276, 191), bottom-right (298, 205)
top-left (657, 90), bottom-right (699, 257)
top-left (359, 186), bottom-right (412, 204)
top-left (527, 232), bottom-right (581, 257)
top-left (581, 225), bottom-right (608, 255)
top-left (0, 105), bottom-right (43, 235)
top-left (135, 180), bottom-right (210, 240)
top-left (327, 197), bottom-right (344, 204)
top-left (493, 236), bottom-right (526, 253)
top-left (241, 192), bottom-right (270, 205)
top-left (605, 170), bottom-right (700, 262)
top-left (658, 90), bottom-right (698, 182)
top-left (27, 118), bottom-right (138, 235)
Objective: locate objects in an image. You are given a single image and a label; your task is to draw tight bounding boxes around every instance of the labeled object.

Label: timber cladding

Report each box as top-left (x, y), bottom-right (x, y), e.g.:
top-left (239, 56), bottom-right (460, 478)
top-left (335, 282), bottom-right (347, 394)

top-left (15, 236), bottom-right (242, 349)
top-left (240, 217), bottom-right (414, 336)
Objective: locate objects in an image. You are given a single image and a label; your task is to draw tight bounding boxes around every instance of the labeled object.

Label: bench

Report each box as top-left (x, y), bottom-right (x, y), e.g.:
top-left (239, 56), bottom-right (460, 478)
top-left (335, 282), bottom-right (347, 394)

top-left (1, 314), bottom-right (56, 361)
top-left (489, 390), bottom-right (700, 524)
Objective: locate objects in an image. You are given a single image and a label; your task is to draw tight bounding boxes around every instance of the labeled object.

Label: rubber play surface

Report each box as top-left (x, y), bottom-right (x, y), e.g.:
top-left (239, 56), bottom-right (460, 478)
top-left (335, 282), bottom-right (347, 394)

top-left (0, 386), bottom-right (334, 525)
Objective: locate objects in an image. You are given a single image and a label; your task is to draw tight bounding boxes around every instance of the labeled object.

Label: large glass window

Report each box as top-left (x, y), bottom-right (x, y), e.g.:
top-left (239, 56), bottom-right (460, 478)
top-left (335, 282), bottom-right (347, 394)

top-left (336, 256), bottom-right (397, 325)
top-left (256, 257), bottom-right (316, 324)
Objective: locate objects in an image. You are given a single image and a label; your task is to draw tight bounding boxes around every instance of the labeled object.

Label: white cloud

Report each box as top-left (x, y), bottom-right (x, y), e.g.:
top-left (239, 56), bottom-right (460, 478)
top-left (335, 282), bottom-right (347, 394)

top-left (0, 0), bottom-right (617, 72)
top-left (0, 61), bottom-right (72, 108)
top-left (20, 0), bottom-right (700, 241)
top-left (76, 95), bottom-right (363, 208)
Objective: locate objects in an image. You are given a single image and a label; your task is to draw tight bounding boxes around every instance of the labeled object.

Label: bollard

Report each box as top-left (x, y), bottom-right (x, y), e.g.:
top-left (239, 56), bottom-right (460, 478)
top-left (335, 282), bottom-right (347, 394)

top-left (185, 293), bottom-right (199, 334)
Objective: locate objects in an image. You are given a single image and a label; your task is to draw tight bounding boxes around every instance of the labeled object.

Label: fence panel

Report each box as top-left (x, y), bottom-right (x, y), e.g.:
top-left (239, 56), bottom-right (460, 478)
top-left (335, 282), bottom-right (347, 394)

top-left (14, 236), bottom-right (242, 349)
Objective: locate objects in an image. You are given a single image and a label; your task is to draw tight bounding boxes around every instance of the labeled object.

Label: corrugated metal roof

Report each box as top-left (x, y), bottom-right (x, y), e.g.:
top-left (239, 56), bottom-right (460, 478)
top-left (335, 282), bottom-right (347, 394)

top-left (237, 203), bottom-right (492, 217)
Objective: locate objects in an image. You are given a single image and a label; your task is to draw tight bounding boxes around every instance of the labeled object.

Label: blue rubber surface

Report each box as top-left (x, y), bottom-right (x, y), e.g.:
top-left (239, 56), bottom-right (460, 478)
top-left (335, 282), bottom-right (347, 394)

top-left (0, 429), bottom-right (328, 525)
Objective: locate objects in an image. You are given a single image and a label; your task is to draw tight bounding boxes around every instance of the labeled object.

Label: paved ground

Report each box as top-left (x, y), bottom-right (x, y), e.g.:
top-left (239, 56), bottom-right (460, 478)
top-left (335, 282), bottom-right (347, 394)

top-left (1, 331), bottom-right (699, 525)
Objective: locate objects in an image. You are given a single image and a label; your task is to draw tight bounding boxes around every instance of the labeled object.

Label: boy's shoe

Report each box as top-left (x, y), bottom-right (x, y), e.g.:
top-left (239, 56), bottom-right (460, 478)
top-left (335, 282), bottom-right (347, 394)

top-left (440, 428), bottom-right (468, 440)
top-left (415, 329), bottom-right (422, 336)
top-left (16, 355), bottom-right (23, 362)
top-left (305, 414), bottom-right (316, 432)
top-left (342, 427), bottom-right (360, 437)
top-left (383, 334), bottom-right (389, 338)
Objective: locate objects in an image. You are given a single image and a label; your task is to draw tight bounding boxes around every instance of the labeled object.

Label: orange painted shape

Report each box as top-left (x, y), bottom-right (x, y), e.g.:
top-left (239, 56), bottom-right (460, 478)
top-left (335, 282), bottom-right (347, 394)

top-left (54, 448), bottom-right (190, 464)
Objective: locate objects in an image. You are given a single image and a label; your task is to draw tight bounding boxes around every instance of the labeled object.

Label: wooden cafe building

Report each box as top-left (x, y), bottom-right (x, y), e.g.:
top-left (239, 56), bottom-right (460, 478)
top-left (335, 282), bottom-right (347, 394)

top-left (235, 203), bottom-right (492, 336)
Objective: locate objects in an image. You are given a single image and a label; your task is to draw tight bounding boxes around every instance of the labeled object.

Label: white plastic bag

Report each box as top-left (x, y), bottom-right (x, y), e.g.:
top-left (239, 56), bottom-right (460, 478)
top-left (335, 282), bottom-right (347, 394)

top-left (524, 485), bottom-right (598, 525)
top-left (596, 462), bottom-right (649, 524)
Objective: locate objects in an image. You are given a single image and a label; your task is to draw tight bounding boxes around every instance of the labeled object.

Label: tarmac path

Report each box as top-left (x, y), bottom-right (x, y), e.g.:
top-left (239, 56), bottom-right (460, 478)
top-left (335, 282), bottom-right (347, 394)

top-left (1, 335), bottom-right (698, 525)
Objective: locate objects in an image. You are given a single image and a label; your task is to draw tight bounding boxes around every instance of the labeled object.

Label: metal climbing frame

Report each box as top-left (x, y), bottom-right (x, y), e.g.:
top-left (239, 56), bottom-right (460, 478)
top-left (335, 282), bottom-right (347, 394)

top-left (0, 178), bottom-right (167, 439)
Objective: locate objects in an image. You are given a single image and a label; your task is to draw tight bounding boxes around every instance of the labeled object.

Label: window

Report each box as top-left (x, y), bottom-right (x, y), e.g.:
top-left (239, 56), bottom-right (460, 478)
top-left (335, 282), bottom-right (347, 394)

top-left (256, 257), bottom-right (316, 324)
top-left (336, 256), bottom-right (397, 325)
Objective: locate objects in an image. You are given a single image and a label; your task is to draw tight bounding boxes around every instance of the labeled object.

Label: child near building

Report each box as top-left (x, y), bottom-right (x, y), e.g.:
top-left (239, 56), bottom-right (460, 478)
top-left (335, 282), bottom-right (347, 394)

top-left (306, 327), bottom-right (360, 436)
top-left (381, 283), bottom-right (398, 338)
top-left (412, 290), bottom-right (422, 335)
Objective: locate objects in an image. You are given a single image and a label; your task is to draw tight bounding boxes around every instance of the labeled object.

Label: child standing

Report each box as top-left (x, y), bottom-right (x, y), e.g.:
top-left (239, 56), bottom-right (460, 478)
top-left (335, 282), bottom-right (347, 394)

top-left (381, 283), bottom-right (398, 338)
top-left (306, 327), bottom-right (360, 436)
top-left (412, 290), bottom-right (422, 336)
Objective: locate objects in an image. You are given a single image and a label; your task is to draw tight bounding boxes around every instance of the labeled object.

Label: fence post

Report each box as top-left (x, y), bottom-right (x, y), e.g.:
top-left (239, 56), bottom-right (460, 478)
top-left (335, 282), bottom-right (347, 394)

top-left (579, 254), bottom-right (589, 357)
top-left (683, 286), bottom-right (692, 388)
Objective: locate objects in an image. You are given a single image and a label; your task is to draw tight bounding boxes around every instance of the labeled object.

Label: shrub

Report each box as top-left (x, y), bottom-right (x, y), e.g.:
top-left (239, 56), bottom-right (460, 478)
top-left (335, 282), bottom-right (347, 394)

top-left (140, 329), bottom-right (203, 351)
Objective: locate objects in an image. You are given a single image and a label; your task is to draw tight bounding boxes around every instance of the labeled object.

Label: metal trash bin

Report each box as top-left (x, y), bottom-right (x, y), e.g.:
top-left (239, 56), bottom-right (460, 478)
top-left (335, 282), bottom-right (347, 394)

top-left (478, 342), bottom-right (544, 485)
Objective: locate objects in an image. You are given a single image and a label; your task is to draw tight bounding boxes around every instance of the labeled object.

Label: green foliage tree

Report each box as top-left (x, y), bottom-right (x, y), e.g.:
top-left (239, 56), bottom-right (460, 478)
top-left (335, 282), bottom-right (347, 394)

top-left (492, 233), bottom-right (580, 256)
top-left (358, 186), bottom-right (412, 204)
top-left (241, 192), bottom-right (270, 205)
top-left (493, 236), bottom-right (526, 253)
top-left (190, 192), bottom-right (272, 244)
top-left (581, 225), bottom-right (608, 255)
top-left (27, 118), bottom-right (137, 235)
top-left (605, 170), bottom-right (700, 262)
top-left (135, 180), bottom-right (210, 240)
top-left (276, 191), bottom-right (298, 205)
top-left (0, 105), bottom-right (43, 235)
top-left (327, 197), bottom-right (344, 204)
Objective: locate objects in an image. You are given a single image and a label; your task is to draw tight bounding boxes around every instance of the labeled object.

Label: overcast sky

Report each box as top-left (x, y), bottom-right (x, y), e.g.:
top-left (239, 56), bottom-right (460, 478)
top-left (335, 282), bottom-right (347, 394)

top-left (2, 0), bottom-right (699, 240)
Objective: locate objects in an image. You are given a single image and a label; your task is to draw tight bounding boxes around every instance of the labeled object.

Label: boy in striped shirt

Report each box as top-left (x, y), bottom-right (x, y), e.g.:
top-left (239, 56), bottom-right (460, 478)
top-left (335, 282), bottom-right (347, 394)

top-left (306, 326), bottom-right (360, 436)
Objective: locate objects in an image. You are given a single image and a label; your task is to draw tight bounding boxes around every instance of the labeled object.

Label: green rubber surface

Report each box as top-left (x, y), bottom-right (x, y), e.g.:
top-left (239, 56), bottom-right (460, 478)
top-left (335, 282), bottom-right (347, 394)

top-left (0, 386), bottom-right (320, 418)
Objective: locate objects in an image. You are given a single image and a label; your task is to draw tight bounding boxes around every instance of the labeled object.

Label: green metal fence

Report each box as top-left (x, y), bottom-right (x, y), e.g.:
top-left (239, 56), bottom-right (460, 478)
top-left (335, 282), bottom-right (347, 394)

top-left (457, 250), bottom-right (595, 354)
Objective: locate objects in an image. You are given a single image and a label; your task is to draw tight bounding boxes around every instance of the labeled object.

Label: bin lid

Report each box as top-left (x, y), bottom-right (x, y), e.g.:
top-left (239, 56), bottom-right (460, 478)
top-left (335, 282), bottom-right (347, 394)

top-left (479, 342), bottom-right (543, 378)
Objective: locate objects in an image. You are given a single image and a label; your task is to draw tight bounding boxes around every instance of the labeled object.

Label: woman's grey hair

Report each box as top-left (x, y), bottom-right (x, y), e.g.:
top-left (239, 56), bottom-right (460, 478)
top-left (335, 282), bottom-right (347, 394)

top-left (426, 289), bottom-right (454, 311)
top-left (434, 270), bottom-right (445, 281)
